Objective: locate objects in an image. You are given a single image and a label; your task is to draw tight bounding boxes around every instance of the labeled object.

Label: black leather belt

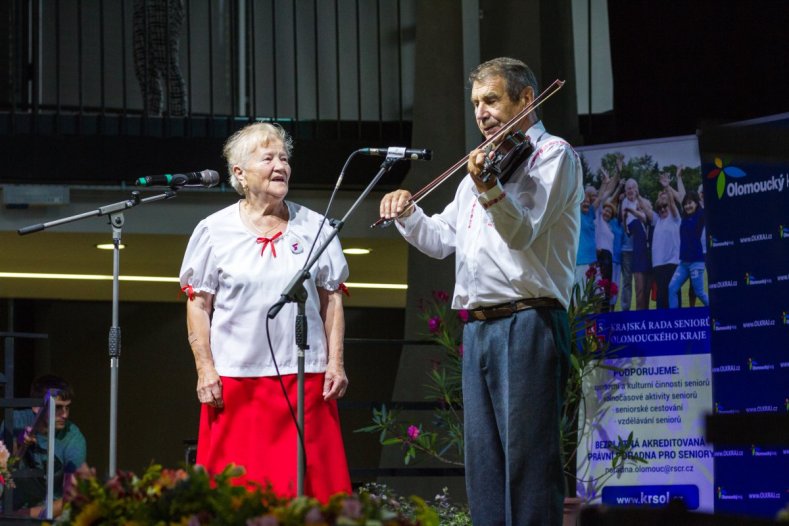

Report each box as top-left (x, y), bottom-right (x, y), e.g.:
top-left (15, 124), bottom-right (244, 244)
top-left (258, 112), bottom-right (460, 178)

top-left (469, 297), bottom-right (563, 321)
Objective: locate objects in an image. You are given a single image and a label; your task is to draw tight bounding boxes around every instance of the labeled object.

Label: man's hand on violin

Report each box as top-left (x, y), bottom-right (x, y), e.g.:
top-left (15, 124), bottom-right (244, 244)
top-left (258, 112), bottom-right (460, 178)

top-left (468, 147), bottom-right (498, 193)
top-left (379, 190), bottom-right (415, 221)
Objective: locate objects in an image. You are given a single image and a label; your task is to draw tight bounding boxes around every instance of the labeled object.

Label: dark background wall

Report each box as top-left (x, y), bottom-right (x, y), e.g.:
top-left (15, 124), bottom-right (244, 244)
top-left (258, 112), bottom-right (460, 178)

top-left (603, 0), bottom-right (789, 142)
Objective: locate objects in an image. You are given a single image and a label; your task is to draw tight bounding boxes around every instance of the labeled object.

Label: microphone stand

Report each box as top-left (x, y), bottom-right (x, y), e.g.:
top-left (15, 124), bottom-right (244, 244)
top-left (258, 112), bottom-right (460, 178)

top-left (268, 155), bottom-right (400, 496)
top-left (18, 189), bottom-right (178, 478)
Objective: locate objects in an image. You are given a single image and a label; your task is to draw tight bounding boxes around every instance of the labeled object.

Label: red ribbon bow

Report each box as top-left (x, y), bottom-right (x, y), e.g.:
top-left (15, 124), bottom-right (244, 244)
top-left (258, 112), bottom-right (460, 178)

top-left (180, 284), bottom-right (195, 301)
top-left (256, 232), bottom-right (282, 257)
top-left (338, 283), bottom-right (350, 297)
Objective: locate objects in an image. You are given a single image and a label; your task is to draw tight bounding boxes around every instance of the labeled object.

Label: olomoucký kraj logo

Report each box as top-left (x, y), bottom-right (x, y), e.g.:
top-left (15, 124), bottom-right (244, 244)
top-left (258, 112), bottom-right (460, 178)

top-left (706, 158), bottom-right (745, 198)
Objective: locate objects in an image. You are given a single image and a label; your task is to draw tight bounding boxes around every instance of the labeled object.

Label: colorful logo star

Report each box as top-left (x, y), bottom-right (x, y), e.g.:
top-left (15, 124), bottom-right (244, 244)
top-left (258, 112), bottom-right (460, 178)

top-left (706, 158), bottom-right (746, 198)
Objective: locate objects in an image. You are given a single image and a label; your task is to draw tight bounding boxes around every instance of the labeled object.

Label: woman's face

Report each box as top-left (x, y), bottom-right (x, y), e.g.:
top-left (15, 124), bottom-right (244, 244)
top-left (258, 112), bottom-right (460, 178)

top-left (656, 199), bottom-right (669, 217)
top-left (683, 199), bottom-right (697, 216)
top-left (237, 139), bottom-right (291, 200)
top-left (602, 205), bottom-right (614, 221)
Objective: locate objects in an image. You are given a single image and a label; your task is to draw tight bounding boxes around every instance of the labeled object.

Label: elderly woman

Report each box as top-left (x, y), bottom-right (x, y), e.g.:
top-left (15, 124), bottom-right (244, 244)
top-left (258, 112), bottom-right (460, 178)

top-left (179, 122), bottom-right (351, 502)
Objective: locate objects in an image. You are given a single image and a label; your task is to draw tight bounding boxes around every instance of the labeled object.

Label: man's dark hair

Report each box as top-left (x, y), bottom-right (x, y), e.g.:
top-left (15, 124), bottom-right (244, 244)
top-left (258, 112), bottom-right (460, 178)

top-left (468, 57), bottom-right (540, 103)
top-left (30, 374), bottom-right (74, 401)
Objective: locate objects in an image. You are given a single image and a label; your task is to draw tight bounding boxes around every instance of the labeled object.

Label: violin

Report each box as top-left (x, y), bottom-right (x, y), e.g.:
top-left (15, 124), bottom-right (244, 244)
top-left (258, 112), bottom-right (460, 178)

top-left (371, 79), bottom-right (564, 228)
top-left (480, 130), bottom-right (534, 185)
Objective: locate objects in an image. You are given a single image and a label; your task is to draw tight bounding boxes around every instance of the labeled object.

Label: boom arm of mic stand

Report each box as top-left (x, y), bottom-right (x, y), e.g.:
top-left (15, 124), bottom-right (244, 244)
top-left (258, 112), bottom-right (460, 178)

top-left (17, 190), bottom-right (178, 235)
top-left (269, 157), bottom-right (399, 319)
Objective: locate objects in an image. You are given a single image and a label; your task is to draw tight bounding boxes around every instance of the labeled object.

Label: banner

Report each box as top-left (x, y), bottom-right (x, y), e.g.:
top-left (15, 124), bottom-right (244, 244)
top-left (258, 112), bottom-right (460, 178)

top-left (699, 115), bottom-right (789, 517)
top-left (576, 307), bottom-right (713, 512)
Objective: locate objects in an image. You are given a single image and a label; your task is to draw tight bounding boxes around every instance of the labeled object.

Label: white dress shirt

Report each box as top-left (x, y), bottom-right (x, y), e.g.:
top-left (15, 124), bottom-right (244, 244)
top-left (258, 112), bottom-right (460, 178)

top-left (396, 121), bottom-right (583, 310)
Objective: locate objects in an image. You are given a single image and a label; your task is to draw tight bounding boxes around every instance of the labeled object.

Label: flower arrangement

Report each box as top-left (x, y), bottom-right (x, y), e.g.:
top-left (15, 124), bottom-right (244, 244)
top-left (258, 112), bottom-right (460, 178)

top-left (56, 464), bottom-right (439, 525)
top-left (358, 484), bottom-right (471, 526)
top-left (0, 441), bottom-right (13, 497)
top-left (357, 290), bottom-right (465, 467)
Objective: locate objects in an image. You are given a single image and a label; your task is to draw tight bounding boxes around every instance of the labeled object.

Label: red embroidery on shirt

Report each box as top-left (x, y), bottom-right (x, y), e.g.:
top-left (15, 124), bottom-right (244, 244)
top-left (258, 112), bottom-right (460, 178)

top-left (526, 139), bottom-right (573, 172)
top-left (180, 284), bottom-right (195, 301)
top-left (256, 231), bottom-right (282, 257)
top-left (468, 201), bottom-right (477, 229)
top-left (481, 192), bottom-right (507, 210)
top-left (338, 283), bottom-right (350, 297)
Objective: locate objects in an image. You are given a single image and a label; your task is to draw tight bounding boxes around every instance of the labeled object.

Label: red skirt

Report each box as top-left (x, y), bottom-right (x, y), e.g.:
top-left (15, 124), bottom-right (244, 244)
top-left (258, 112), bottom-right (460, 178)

top-left (196, 374), bottom-right (351, 503)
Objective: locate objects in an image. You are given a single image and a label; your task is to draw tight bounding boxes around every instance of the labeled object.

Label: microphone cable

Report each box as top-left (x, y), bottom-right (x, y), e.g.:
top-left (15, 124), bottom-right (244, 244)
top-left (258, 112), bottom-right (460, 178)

top-left (261, 148), bottom-right (364, 488)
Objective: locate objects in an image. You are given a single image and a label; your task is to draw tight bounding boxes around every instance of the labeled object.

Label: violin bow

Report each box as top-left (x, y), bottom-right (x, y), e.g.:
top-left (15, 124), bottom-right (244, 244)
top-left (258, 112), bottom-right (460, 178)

top-left (371, 79), bottom-right (565, 228)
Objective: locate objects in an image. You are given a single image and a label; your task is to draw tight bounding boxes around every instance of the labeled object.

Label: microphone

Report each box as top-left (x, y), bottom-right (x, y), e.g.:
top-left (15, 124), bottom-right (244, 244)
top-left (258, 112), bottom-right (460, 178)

top-left (359, 147), bottom-right (432, 161)
top-left (134, 169), bottom-right (221, 188)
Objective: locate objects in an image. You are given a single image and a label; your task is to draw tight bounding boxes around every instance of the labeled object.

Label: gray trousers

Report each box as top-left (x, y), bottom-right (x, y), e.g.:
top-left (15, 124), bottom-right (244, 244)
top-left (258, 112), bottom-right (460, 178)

top-left (462, 306), bottom-right (570, 526)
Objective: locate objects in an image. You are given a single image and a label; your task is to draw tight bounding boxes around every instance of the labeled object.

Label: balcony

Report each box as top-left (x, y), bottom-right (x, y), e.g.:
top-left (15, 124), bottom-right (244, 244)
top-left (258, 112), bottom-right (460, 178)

top-left (0, 0), bottom-right (417, 188)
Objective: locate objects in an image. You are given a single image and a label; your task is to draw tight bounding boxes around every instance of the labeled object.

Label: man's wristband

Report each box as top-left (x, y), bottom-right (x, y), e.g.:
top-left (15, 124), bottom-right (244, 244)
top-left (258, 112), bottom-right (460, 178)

top-left (481, 192), bottom-right (507, 210)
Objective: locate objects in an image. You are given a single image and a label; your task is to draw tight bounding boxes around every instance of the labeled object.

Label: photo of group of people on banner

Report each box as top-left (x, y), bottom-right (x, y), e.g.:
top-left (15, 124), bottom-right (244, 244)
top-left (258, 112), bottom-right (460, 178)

top-left (575, 136), bottom-right (708, 312)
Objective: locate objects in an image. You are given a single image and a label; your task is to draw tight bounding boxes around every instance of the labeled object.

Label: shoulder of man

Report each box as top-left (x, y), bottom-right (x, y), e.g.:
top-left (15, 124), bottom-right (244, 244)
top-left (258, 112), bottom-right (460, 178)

top-left (527, 131), bottom-right (579, 171)
top-left (59, 421), bottom-right (86, 445)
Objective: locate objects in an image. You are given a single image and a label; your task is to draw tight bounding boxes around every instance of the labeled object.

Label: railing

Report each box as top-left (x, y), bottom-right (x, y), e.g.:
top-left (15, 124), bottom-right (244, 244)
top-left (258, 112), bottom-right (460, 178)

top-left (2, 0), bottom-right (415, 141)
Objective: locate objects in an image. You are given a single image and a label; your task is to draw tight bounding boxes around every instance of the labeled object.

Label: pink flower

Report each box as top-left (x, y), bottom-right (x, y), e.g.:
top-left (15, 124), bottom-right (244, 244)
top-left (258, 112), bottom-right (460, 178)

top-left (428, 316), bottom-right (441, 334)
top-left (458, 309), bottom-right (469, 322)
top-left (585, 265), bottom-right (598, 279)
top-left (608, 281), bottom-right (619, 296)
top-left (407, 425), bottom-right (421, 440)
top-left (432, 290), bottom-right (450, 303)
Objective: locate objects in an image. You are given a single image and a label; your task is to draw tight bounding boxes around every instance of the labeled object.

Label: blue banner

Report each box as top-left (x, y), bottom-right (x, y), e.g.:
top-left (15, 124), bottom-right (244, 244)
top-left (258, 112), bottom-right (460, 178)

top-left (700, 116), bottom-right (789, 518)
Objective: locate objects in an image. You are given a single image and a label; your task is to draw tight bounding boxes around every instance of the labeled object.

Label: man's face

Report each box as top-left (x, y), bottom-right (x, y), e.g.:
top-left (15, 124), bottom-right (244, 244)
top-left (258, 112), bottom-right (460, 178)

top-left (625, 180), bottom-right (638, 201)
top-left (470, 75), bottom-right (533, 139)
top-left (33, 396), bottom-right (71, 430)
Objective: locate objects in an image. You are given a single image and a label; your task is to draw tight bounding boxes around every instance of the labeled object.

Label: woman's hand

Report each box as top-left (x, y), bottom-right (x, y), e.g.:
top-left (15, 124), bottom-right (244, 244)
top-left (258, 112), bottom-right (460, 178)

top-left (323, 361), bottom-right (348, 400)
top-left (196, 365), bottom-right (223, 409)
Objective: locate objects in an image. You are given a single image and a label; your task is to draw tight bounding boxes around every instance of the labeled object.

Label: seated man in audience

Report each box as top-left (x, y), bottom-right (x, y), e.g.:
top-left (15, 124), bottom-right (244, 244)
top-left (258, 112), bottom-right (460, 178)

top-left (2, 374), bottom-right (87, 518)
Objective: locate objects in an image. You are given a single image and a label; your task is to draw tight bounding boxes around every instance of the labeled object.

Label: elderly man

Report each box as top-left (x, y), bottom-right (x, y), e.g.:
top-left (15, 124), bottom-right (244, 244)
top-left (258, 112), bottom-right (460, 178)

top-left (380, 57), bottom-right (582, 525)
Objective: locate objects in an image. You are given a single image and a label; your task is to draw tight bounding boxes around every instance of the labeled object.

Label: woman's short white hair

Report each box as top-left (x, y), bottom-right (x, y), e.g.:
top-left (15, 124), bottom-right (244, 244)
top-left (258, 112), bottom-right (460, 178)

top-left (223, 122), bottom-right (294, 195)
